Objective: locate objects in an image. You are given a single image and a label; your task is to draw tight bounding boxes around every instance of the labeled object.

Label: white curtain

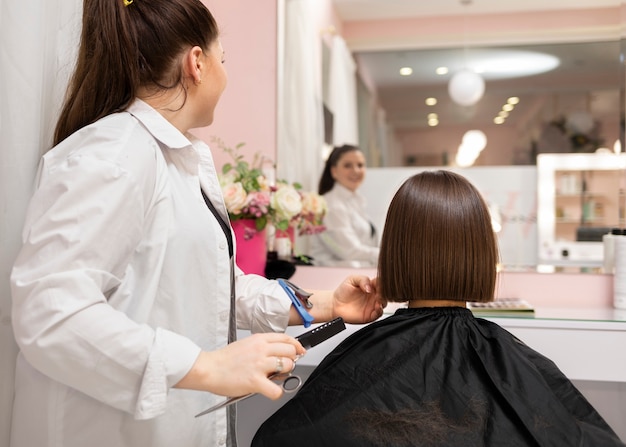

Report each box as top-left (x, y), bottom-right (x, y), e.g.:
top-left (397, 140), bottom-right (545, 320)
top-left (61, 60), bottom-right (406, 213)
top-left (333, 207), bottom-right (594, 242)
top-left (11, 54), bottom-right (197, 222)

top-left (277, 0), bottom-right (324, 192)
top-left (328, 34), bottom-right (358, 146)
top-left (0, 2), bottom-right (81, 444)
top-left (277, 0), bottom-right (325, 256)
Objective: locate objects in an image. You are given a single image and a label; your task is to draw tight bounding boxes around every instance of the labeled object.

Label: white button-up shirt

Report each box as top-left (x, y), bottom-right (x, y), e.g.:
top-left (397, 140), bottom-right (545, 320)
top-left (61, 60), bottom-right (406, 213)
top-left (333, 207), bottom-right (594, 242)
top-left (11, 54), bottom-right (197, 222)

top-left (10, 100), bottom-right (292, 447)
top-left (311, 183), bottom-right (379, 267)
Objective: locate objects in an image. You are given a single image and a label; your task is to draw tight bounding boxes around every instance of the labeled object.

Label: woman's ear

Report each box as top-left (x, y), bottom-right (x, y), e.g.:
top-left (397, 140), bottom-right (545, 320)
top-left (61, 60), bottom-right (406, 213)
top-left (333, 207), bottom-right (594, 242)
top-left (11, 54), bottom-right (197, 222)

top-left (184, 46), bottom-right (204, 86)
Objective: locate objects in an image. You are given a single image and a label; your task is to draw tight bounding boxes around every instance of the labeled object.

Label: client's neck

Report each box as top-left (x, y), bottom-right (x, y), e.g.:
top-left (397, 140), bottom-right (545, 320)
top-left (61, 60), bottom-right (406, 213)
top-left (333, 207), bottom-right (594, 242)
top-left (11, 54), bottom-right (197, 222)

top-left (407, 299), bottom-right (466, 308)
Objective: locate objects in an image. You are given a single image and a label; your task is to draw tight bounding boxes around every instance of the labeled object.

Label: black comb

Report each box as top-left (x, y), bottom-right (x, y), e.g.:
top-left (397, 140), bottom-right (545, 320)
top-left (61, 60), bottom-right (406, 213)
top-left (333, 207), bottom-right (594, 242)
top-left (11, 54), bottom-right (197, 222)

top-left (296, 317), bottom-right (346, 349)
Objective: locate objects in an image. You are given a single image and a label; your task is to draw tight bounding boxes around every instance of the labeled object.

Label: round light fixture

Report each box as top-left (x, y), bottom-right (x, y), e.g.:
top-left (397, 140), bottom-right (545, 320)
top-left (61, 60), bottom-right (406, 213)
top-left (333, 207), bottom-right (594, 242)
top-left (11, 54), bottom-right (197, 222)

top-left (448, 69), bottom-right (485, 106)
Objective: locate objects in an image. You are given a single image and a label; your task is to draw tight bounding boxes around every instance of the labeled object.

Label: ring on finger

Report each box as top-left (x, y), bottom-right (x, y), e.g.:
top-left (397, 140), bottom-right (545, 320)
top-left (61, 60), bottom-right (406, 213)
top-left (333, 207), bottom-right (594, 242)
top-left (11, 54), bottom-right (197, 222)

top-left (274, 356), bottom-right (284, 374)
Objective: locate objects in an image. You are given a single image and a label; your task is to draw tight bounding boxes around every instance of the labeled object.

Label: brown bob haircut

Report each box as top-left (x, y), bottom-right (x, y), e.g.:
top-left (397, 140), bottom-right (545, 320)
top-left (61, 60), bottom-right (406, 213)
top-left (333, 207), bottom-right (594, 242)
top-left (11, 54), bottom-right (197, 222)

top-left (378, 170), bottom-right (498, 303)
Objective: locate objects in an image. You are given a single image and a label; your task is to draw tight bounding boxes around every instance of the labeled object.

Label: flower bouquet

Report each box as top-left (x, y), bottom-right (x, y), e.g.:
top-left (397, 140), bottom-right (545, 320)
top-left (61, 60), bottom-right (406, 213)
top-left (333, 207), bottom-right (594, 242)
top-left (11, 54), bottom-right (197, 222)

top-left (215, 137), bottom-right (327, 239)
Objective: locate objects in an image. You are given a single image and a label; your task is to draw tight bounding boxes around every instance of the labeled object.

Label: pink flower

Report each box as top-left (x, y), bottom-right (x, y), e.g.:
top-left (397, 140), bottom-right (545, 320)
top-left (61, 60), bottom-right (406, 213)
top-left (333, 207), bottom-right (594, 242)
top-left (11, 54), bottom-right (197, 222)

top-left (243, 191), bottom-right (270, 218)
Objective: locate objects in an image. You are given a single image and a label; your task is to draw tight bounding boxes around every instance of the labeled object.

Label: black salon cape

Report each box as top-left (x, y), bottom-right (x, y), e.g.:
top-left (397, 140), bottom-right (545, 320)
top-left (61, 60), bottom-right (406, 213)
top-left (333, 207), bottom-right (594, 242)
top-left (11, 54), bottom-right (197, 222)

top-left (252, 307), bottom-right (624, 447)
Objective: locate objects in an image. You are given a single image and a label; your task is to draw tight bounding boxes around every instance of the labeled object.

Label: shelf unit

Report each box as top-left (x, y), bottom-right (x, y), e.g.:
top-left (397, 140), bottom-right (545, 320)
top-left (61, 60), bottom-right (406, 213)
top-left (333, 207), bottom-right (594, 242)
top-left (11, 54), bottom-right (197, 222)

top-left (537, 153), bottom-right (626, 266)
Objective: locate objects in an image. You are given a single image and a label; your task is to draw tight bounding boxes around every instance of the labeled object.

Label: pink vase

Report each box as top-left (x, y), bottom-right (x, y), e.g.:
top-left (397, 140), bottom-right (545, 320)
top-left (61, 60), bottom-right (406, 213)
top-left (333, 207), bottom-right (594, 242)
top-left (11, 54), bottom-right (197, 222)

top-left (231, 219), bottom-right (267, 276)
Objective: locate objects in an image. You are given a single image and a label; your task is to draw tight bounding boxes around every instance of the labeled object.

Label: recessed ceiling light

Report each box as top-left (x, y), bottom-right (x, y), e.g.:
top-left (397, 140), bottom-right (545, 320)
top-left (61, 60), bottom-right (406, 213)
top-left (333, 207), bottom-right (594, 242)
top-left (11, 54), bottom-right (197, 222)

top-left (502, 103), bottom-right (514, 112)
top-left (427, 113), bottom-right (438, 119)
top-left (436, 66), bottom-right (449, 75)
top-left (507, 96), bottom-right (520, 104)
top-left (399, 67), bottom-right (413, 76)
top-left (494, 116), bottom-right (505, 124)
top-left (425, 97), bottom-right (437, 106)
top-left (428, 118), bottom-right (439, 127)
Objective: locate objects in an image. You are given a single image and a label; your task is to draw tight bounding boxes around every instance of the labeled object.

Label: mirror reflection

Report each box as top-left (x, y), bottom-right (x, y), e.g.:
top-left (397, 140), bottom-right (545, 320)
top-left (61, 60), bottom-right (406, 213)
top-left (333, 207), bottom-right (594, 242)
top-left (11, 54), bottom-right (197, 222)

top-left (352, 40), bottom-right (622, 168)
top-left (289, 1), bottom-right (625, 271)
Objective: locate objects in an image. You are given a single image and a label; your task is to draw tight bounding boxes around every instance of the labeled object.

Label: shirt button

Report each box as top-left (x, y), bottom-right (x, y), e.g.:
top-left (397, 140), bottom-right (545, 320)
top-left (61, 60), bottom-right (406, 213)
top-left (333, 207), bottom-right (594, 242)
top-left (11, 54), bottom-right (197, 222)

top-left (219, 242), bottom-right (226, 250)
top-left (219, 311), bottom-right (229, 322)
top-left (218, 437), bottom-right (226, 445)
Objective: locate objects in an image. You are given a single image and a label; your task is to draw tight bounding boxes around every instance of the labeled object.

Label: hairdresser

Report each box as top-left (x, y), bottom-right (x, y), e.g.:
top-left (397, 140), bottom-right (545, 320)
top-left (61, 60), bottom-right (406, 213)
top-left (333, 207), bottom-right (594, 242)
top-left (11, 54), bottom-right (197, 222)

top-left (9, 1), bottom-right (384, 446)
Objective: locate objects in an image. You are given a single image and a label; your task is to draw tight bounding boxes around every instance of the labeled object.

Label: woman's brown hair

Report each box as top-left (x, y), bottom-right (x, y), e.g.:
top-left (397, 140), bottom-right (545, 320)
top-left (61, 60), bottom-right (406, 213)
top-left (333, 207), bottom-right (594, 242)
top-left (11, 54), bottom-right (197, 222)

top-left (318, 144), bottom-right (361, 195)
top-left (53, 0), bottom-right (218, 146)
top-left (378, 170), bottom-right (498, 303)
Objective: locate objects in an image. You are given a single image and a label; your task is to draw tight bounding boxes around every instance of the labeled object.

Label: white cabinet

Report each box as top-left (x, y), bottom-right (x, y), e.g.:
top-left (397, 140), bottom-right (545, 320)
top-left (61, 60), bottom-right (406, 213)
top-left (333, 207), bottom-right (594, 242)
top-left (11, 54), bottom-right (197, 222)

top-left (537, 153), bottom-right (626, 267)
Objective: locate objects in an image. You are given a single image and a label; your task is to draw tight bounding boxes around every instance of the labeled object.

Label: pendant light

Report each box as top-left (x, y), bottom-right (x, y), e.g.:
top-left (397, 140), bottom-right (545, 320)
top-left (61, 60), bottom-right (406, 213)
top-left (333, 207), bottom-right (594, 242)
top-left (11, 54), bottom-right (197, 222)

top-left (448, 0), bottom-right (485, 107)
top-left (448, 69), bottom-right (485, 106)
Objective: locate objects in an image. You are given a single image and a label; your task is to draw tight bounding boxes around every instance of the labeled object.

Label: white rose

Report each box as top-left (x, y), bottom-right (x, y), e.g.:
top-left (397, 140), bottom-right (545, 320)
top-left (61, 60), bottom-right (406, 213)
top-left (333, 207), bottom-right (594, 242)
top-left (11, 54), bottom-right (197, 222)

top-left (301, 192), bottom-right (327, 216)
top-left (272, 184), bottom-right (303, 221)
top-left (222, 182), bottom-right (248, 214)
top-left (219, 170), bottom-right (239, 187)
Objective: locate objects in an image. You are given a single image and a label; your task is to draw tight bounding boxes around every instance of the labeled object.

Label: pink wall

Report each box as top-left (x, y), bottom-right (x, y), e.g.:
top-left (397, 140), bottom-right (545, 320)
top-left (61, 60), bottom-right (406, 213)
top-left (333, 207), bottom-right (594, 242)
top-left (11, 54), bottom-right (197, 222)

top-left (196, 1), bottom-right (278, 170)
top-left (194, 0), bottom-right (342, 173)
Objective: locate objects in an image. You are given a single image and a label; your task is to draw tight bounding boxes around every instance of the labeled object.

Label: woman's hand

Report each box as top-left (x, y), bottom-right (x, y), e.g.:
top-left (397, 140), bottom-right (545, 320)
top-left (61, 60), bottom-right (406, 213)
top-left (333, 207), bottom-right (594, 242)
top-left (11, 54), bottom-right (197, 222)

top-left (332, 275), bottom-right (386, 324)
top-left (175, 332), bottom-right (305, 399)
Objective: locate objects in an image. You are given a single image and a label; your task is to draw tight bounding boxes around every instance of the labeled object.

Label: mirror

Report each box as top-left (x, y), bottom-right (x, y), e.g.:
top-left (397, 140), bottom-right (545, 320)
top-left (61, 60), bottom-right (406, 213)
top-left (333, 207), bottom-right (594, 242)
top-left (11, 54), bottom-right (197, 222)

top-left (282, 1), bottom-right (625, 270)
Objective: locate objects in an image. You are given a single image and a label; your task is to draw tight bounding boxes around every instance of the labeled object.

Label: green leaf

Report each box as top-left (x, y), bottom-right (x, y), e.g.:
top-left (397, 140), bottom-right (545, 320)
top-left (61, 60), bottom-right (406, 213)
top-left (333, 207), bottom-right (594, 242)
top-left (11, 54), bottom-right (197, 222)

top-left (256, 215), bottom-right (267, 231)
top-left (275, 220), bottom-right (289, 231)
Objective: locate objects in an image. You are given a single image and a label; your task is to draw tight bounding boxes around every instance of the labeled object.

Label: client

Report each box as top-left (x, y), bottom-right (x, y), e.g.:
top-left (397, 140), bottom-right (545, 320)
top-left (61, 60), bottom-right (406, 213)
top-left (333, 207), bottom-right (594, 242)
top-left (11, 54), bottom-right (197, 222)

top-left (252, 170), bottom-right (624, 447)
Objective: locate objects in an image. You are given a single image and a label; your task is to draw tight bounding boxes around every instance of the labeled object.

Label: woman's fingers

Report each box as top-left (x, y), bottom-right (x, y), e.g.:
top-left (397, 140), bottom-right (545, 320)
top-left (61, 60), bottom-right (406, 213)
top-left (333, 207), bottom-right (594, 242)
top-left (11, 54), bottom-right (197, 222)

top-left (257, 332), bottom-right (307, 356)
top-left (216, 333), bottom-right (304, 397)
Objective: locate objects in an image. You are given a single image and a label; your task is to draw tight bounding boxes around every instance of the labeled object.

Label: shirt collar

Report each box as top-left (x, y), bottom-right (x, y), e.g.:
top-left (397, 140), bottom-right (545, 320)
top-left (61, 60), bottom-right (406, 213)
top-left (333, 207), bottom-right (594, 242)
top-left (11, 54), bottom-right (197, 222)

top-left (332, 183), bottom-right (359, 198)
top-left (126, 99), bottom-right (193, 150)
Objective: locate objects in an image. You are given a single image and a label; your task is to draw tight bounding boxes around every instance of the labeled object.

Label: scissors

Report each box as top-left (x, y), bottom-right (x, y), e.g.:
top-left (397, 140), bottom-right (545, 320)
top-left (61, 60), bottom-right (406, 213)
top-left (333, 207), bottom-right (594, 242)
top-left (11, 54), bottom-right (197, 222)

top-left (194, 357), bottom-right (304, 417)
top-left (195, 316), bottom-right (346, 418)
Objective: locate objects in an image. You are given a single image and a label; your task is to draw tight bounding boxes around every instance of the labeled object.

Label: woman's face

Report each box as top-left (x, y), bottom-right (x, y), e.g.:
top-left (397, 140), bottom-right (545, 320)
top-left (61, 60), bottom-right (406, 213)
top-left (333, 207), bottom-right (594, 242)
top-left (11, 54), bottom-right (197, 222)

top-left (331, 150), bottom-right (367, 192)
top-left (198, 39), bottom-right (228, 126)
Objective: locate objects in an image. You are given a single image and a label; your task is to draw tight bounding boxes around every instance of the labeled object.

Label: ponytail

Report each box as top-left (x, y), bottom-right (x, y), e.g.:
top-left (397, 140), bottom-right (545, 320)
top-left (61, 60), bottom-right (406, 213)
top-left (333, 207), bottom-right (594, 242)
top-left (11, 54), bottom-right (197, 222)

top-left (54, 0), bottom-right (139, 145)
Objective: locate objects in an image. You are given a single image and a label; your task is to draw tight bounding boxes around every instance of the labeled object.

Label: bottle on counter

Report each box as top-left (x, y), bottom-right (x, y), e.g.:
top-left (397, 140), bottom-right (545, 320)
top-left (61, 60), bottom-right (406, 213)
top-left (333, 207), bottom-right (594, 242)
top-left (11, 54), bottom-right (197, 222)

top-left (613, 228), bottom-right (626, 310)
top-left (603, 228), bottom-right (622, 274)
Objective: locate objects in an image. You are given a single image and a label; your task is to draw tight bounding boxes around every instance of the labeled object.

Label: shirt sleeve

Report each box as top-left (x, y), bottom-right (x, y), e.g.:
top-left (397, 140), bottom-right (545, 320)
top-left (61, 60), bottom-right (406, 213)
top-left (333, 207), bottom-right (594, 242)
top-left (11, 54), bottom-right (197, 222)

top-left (234, 273), bottom-right (292, 333)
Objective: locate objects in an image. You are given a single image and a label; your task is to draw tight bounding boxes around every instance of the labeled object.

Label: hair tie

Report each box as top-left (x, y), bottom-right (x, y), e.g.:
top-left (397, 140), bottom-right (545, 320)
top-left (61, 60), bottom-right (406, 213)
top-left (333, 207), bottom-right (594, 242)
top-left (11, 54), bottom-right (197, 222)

top-left (123, 0), bottom-right (133, 6)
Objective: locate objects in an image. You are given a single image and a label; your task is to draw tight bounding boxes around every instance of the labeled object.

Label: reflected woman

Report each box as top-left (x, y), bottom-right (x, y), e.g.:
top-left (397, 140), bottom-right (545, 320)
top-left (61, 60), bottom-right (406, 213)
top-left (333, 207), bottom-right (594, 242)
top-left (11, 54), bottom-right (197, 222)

top-left (311, 145), bottom-right (379, 267)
